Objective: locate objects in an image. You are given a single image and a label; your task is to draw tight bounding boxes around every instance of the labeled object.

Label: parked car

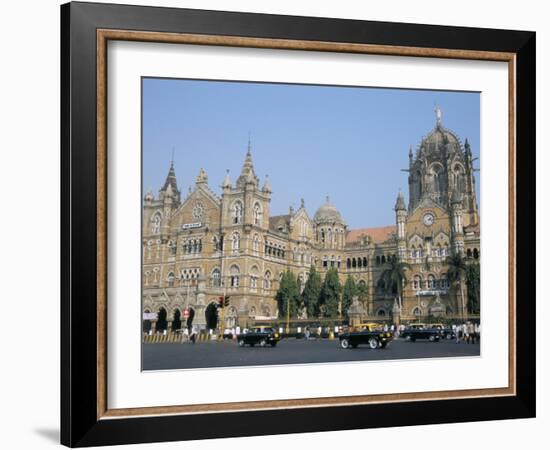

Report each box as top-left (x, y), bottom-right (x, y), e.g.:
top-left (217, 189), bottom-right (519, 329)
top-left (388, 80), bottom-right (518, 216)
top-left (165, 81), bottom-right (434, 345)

top-left (237, 327), bottom-right (280, 347)
top-left (401, 324), bottom-right (441, 342)
top-left (428, 323), bottom-right (455, 339)
top-left (339, 324), bottom-right (393, 349)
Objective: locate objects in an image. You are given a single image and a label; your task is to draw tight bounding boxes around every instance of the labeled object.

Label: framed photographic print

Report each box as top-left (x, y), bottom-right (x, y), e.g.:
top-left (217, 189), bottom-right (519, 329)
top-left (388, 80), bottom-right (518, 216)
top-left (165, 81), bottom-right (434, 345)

top-left (60, 1), bottom-right (535, 447)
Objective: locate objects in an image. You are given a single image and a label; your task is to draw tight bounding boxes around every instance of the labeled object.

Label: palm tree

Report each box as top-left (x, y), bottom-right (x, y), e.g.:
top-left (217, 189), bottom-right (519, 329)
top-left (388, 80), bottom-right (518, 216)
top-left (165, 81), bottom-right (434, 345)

top-left (446, 252), bottom-right (468, 320)
top-left (380, 256), bottom-right (411, 310)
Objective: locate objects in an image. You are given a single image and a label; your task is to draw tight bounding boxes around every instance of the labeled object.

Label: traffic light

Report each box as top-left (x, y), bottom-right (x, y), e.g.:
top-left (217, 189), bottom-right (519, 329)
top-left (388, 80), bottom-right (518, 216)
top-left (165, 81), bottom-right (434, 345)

top-left (218, 295), bottom-right (230, 308)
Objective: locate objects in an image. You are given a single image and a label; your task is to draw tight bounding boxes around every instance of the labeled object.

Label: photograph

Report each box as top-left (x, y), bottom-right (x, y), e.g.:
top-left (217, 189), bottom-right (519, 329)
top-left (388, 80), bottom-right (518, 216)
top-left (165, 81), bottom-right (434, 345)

top-left (141, 78), bottom-right (481, 370)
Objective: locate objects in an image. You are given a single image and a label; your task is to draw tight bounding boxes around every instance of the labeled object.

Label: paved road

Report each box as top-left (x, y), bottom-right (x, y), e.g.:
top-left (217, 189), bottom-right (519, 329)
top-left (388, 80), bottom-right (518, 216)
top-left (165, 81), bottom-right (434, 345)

top-left (143, 338), bottom-right (480, 370)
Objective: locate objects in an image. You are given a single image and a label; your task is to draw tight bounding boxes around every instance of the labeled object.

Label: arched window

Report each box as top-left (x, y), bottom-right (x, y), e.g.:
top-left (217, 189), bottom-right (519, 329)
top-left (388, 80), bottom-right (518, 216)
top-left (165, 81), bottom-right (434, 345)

top-left (211, 268), bottom-right (221, 287)
top-left (252, 234), bottom-right (260, 252)
top-left (352, 258), bottom-right (357, 268)
top-left (454, 164), bottom-right (465, 192)
top-left (322, 256), bottom-right (328, 268)
top-left (231, 232), bottom-right (240, 251)
top-left (253, 203), bottom-right (262, 225)
top-left (358, 280), bottom-right (367, 290)
top-left (363, 257), bottom-right (368, 267)
top-left (440, 273), bottom-right (449, 289)
top-left (377, 309), bottom-right (387, 317)
top-left (346, 258), bottom-right (351, 269)
top-left (151, 212), bottom-right (161, 234)
top-left (212, 236), bottom-right (220, 252)
top-left (412, 307), bottom-right (422, 317)
top-left (467, 248), bottom-right (472, 258)
top-left (473, 248), bottom-right (479, 259)
top-left (376, 255), bottom-right (381, 265)
top-left (167, 272), bottom-right (175, 287)
top-left (250, 266), bottom-right (259, 289)
top-left (413, 275), bottom-right (421, 290)
top-left (264, 271), bottom-right (272, 289)
top-left (427, 274), bottom-right (436, 289)
top-left (230, 265), bottom-right (240, 288)
top-left (381, 255), bottom-right (386, 264)
top-left (232, 201), bottom-right (243, 224)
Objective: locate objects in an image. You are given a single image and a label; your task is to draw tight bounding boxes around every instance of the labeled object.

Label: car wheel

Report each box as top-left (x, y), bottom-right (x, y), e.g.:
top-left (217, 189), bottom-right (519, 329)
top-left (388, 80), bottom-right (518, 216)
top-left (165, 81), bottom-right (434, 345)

top-left (259, 339), bottom-right (267, 347)
top-left (429, 335), bottom-right (436, 342)
top-left (340, 338), bottom-right (350, 349)
top-left (446, 334), bottom-right (452, 340)
top-left (368, 338), bottom-right (378, 349)
top-left (405, 335), bottom-right (411, 341)
top-left (238, 340), bottom-right (245, 347)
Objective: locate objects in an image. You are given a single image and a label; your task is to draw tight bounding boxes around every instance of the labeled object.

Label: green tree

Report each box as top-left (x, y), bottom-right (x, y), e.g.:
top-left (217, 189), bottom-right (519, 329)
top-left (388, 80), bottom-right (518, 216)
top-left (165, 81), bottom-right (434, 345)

top-left (446, 252), bottom-right (468, 319)
top-left (301, 265), bottom-right (322, 318)
top-left (319, 268), bottom-right (342, 318)
top-left (204, 303), bottom-right (218, 330)
top-left (379, 255), bottom-right (410, 309)
top-left (275, 270), bottom-right (301, 319)
top-left (466, 262), bottom-right (480, 314)
top-left (341, 275), bottom-right (357, 317)
top-left (357, 281), bottom-right (369, 313)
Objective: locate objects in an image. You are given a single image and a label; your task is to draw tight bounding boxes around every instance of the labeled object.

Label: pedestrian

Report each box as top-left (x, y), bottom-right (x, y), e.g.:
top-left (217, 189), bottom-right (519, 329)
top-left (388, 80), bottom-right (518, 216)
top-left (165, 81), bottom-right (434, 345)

top-left (467, 322), bottom-right (475, 344)
top-left (189, 325), bottom-right (197, 344)
top-left (462, 323), bottom-right (468, 343)
top-left (455, 324), bottom-right (461, 344)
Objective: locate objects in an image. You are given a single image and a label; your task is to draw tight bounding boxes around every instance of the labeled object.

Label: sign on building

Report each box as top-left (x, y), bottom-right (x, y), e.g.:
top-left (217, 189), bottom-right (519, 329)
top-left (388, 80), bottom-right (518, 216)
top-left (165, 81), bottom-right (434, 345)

top-left (182, 222), bottom-right (202, 230)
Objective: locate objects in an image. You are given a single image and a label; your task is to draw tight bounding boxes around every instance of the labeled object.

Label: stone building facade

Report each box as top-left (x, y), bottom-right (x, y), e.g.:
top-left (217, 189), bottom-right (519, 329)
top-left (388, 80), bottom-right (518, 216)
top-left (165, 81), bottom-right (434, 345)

top-left (142, 111), bottom-right (480, 331)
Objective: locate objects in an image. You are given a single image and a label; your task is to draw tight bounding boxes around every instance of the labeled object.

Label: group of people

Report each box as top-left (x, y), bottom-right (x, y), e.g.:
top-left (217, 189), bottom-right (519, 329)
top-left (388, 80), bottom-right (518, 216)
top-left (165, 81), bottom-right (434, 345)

top-left (452, 322), bottom-right (480, 344)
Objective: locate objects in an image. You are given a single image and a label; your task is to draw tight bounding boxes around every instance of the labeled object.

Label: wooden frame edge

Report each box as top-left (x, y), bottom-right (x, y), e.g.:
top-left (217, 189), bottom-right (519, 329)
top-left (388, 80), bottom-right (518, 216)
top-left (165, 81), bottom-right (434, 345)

top-left (95, 28), bottom-right (517, 420)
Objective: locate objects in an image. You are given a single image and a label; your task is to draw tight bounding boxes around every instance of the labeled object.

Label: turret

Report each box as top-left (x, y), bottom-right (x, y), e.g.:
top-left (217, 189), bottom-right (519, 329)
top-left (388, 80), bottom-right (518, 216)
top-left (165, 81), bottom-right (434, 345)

top-left (451, 189), bottom-right (464, 254)
top-left (394, 191), bottom-right (407, 259)
top-left (159, 160), bottom-right (180, 204)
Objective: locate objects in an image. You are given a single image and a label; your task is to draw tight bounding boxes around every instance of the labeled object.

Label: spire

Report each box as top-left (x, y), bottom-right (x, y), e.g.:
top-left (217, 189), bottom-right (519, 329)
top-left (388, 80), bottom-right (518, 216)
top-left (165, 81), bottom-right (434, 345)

top-left (464, 138), bottom-right (472, 156)
top-left (222, 169), bottom-right (231, 189)
top-left (196, 168), bottom-right (208, 185)
top-left (161, 159), bottom-right (179, 197)
top-left (262, 174), bottom-right (271, 193)
top-left (236, 140), bottom-right (259, 189)
top-left (394, 190), bottom-right (406, 211)
top-left (434, 104), bottom-right (442, 128)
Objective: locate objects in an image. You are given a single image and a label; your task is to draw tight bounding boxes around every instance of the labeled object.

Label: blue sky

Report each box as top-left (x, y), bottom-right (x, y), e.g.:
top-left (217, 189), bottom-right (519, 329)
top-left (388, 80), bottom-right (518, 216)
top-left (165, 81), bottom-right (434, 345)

top-left (143, 78), bottom-right (480, 229)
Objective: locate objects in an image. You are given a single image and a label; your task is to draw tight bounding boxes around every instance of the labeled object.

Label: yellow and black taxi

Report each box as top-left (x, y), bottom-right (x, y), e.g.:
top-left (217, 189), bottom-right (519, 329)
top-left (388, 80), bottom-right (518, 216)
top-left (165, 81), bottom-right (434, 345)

top-left (237, 327), bottom-right (280, 347)
top-left (339, 323), bottom-right (393, 349)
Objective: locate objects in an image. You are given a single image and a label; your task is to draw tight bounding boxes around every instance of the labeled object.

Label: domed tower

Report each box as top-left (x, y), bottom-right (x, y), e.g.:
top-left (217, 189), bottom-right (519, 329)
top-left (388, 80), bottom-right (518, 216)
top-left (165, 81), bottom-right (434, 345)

top-left (408, 107), bottom-right (478, 227)
top-left (313, 196), bottom-right (346, 250)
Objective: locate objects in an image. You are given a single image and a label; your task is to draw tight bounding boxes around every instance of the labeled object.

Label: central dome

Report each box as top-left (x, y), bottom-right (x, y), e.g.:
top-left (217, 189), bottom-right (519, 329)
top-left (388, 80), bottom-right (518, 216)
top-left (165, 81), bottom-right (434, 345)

top-left (422, 125), bottom-right (461, 148)
top-left (314, 197), bottom-right (344, 224)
